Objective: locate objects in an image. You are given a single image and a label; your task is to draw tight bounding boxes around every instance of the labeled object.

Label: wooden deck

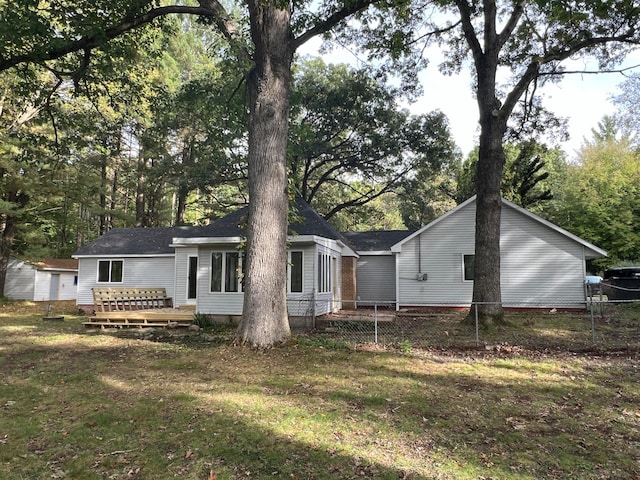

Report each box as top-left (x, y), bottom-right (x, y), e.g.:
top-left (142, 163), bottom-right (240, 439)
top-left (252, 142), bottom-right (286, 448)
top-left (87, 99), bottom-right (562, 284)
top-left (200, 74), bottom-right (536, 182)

top-left (86, 287), bottom-right (195, 328)
top-left (83, 308), bottom-right (195, 328)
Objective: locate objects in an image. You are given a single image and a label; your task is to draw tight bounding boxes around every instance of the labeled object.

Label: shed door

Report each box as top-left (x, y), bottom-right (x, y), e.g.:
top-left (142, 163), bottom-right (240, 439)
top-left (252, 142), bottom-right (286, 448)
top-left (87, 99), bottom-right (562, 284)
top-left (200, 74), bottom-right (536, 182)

top-left (49, 274), bottom-right (60, 301)
top-left (187, 256), bottom-right (198, 303)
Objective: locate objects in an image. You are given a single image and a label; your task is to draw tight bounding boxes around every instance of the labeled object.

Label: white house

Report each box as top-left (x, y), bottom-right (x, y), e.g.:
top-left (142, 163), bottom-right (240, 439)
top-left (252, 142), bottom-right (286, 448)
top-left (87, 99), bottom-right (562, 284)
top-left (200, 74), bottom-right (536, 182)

top-left (5, 257), bottom-right (79, 301)
top-left (73, 199), bottom-right (357, 326)
top-left (73, 197), bottom-right (607, 322)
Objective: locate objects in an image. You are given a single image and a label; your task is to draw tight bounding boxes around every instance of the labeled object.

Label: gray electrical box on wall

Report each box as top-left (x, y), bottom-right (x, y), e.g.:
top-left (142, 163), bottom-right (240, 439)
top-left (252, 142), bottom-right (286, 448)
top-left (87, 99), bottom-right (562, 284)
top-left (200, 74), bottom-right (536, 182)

top-left (416, 273), bottom-right (428, 281)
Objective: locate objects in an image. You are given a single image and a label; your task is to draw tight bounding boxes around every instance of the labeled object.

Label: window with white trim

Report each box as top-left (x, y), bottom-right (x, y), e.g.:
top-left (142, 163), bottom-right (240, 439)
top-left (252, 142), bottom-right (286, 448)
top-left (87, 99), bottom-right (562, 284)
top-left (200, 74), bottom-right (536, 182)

top-left (210, 251), bottom-right (244, 292)
top-left (97, 260), bottom-right (123, 283)
top-left (463, 254), bottom-right (475, 281)
top-left (317, 252), bottom-right (333, 293)
top-left (288, 251), bottom-right (303, 293)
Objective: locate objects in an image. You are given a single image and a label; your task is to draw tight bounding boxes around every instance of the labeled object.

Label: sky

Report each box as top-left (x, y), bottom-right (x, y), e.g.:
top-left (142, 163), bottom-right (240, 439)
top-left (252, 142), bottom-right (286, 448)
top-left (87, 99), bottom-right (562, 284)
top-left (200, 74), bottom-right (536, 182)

top-left (298, 39), bottom-right (640, 161)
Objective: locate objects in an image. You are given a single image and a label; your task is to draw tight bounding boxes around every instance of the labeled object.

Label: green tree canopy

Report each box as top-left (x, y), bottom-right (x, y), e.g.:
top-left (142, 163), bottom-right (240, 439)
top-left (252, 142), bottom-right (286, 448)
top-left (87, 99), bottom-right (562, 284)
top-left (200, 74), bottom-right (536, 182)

top-left (456, 140), bottom-right (564, 212)
top-left (288, 57), bottom-right (459, 229)
top-left (548, 119), bottom-right (640, 267)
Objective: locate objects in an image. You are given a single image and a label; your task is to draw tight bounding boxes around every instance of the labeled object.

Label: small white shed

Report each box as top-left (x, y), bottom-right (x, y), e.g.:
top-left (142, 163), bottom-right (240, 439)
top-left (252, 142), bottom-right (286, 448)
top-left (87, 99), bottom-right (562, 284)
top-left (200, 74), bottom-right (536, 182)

top-left (5, 257), bottom-right (78, 301)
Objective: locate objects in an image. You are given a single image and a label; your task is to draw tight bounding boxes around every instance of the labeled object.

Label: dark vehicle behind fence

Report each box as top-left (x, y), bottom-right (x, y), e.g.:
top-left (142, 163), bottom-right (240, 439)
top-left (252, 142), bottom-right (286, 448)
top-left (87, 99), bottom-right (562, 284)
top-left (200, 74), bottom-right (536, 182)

top-left (601, 267), bottom-right (640, 300)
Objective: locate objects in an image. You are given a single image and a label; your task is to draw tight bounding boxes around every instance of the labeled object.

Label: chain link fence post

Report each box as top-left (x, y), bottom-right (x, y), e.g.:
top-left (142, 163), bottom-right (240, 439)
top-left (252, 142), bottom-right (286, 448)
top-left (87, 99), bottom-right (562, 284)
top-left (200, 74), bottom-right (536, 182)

top-left (374, 303), bottom-right (378, 344)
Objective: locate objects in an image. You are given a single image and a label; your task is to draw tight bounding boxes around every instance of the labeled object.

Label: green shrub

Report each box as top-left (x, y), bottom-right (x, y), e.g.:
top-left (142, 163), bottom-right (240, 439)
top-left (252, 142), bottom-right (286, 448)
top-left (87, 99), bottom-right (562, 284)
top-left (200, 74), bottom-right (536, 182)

top-left (192, 313), bottom-right (214, 328)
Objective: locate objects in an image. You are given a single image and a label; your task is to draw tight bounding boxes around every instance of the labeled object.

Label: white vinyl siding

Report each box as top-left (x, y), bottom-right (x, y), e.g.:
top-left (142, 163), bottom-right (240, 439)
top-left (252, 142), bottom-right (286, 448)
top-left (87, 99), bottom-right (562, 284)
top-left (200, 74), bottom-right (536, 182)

top-left (5, 258), bottom-right (36, 300)
top-left (287, 246), bottom-right (317, 317)
top-left (5, 258), bottom-right (78, 301)
top-left (396, 201), bottom-right (590, 308)
top-left (397, 201), bottom-right (475, 307)
top-left (500, 206), bottom-right (585, 306)
top-left (174, 247), bottom-right (198, 307)
top-left (196, 247), bottom-right (245, 315)
top-left (356, 254), bottom-right (396, 304)
top-left (76, 256), bottom-right (175, 306)
top-left (33, 271), bottom-right (77, 301)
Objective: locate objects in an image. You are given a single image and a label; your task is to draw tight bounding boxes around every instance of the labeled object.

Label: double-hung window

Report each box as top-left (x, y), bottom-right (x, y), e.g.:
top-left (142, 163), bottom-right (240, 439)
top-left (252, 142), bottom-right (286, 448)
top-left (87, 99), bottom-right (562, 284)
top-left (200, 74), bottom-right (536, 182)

top-left (97, 260), bottom-right (123, 283)
top-left (210, 251), bottom-right (244, 292)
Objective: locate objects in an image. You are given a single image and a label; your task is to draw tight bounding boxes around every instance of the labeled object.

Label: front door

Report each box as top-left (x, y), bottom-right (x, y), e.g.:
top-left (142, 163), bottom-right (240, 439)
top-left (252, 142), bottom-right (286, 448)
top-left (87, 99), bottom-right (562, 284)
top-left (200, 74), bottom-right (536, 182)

top-left (49, 274), bottom-right (60, 300)
top-left (187, 256), bottom-right (198, 304)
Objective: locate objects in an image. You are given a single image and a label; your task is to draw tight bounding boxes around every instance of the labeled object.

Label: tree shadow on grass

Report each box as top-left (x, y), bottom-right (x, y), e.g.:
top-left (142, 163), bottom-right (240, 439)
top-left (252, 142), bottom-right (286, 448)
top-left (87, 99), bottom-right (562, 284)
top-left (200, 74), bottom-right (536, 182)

top-left (3, 322), bottom-right (639, 479)
top-left (2, 332), bottom-right (435, 479)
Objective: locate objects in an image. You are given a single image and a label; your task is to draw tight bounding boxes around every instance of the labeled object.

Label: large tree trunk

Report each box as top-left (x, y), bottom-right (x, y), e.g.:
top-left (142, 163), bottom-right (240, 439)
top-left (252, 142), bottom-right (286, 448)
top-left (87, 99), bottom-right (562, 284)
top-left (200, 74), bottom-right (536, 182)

top-left (0, 192), bottom-right (27, 297)
top-left (235, 0), bottom-right (293, 347)
top-left (135, 153), bottom-right (147, 227)
top-left (470, 51), bottom-right (508, 326)
top-left (472, 119), bottom-right (506, 325)
top-left (0, 213), bottom-right (17, 298)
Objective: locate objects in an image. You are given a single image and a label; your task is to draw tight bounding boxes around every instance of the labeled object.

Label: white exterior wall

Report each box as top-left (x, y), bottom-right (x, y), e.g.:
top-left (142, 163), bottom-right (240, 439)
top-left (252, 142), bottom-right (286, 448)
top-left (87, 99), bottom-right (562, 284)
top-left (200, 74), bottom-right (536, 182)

top-left (286, 245), bottom-right (317, 317)
top-left (5, 258), bottom-right (77, 301)
top-left (76, 256), bottom-right (175, 306)
top-left (194, 243), bottom-right (333, 317)
top-left (5, 258), bottom-right (35, 300)
top-left (313, 242), bottom-right (342, 316)
top-left (33, 271), bottom-right (77, 301)
top-left (500, 205), bottom-right (585, 306)
top-left (397, 202), bottom-right (475, 307)
top-left (195, 246), bottom-right (247, 316)
top-left (356, 254), bottom-right (396, 304)
top-left (173, 247), bottom-right (198, 307)
top-left (396, 201), bottom-right (589, 308)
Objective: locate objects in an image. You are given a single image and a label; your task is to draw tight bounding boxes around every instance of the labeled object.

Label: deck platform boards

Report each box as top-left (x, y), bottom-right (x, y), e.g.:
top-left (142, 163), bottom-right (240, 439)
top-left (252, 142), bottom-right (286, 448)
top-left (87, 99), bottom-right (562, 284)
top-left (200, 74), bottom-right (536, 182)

top-left (84, 308), bottom-right (194, 328)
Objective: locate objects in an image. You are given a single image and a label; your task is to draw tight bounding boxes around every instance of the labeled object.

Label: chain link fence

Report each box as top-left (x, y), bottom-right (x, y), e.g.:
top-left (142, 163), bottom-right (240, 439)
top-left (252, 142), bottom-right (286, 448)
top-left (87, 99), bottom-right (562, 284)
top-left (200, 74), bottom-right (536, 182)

top-left (288, 287), bottom-right (640, 352)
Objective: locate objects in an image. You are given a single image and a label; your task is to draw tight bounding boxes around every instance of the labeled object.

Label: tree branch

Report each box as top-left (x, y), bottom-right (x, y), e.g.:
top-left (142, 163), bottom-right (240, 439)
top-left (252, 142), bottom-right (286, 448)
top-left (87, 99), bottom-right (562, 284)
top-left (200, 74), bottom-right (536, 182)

top-left (502, 32), bottom-right (640, 119)
top-left (496, 1), bottom-right (525, 50)
top-left (0, 2), bottom-right (249, 72)
top-left (292, 0), bottom-right (377, 51)
top-left (454, 0), bottom-right (483, 62)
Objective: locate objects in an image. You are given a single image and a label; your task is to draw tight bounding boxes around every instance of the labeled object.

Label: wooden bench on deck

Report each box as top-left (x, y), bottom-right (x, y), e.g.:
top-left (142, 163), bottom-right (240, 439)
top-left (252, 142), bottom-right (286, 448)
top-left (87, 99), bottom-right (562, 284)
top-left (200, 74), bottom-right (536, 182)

top-left (84, 287), bottom-right (194, 328)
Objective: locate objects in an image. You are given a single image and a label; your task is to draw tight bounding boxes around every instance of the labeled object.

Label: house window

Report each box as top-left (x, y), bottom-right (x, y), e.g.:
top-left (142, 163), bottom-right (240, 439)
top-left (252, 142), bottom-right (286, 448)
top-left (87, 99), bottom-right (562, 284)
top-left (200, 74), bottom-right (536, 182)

top-left (210, 251), bottom-right (244, 292)
top-left (288, 251), bottom-right (303, 293)
top-left (97, 260), bottom-right (123, 283)
top-left (318, 252), bottom-right (332, 293)
top-left (463, 254), bottom-right (475, 281)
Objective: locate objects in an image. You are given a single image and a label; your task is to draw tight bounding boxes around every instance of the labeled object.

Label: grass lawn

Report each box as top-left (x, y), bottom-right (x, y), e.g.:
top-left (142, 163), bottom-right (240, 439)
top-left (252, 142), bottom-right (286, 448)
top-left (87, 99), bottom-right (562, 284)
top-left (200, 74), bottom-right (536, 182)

top-left (1, 301), bottom-right (639, 479)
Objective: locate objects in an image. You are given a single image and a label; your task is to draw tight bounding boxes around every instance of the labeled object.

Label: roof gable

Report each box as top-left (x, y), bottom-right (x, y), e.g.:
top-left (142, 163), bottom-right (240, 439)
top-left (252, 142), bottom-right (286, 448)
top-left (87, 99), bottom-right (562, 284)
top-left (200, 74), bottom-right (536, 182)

top-left (391, 196), bottom-right (607, 259)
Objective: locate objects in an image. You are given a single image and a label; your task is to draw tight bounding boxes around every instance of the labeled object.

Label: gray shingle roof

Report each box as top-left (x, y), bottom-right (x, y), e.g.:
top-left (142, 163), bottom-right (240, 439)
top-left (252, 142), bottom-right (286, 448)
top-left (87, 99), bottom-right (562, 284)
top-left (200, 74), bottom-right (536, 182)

top-left (73, 199), bottom-right (357, 256)
top-left (73, 226), bottom-right (206, 256)
top-left (342, 230), bottom-right (414, 252)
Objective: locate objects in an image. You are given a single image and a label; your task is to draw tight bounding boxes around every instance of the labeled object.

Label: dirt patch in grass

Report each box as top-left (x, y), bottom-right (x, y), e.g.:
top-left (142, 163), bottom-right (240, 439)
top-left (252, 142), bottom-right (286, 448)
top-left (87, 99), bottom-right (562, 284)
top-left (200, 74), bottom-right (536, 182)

top-left (1, 301), bottom-right (639, 479)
